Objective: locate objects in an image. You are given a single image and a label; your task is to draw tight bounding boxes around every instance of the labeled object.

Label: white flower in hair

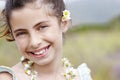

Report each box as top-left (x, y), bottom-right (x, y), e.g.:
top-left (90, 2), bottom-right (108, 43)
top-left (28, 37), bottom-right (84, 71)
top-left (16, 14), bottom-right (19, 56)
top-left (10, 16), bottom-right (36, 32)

top-left (62, 10), bottom-right (71, 21)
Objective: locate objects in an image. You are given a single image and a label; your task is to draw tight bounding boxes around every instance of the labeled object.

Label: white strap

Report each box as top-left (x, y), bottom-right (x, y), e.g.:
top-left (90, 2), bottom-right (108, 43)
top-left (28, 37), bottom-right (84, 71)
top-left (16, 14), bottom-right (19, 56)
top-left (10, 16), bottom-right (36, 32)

top-left (0, 66), bottom-right (18, 80)
top-left (77, 63), bottom-right (92, 80)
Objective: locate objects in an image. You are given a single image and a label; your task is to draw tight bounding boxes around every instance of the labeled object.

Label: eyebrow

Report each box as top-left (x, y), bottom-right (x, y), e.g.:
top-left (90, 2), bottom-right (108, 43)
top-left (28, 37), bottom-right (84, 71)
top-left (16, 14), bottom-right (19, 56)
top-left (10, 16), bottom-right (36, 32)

top-left (13, 21), bottom-right (49, 33)
top-left (33, 21), bottom-right (49, 28)
top-left (13, 29), bottom-right (26, 33)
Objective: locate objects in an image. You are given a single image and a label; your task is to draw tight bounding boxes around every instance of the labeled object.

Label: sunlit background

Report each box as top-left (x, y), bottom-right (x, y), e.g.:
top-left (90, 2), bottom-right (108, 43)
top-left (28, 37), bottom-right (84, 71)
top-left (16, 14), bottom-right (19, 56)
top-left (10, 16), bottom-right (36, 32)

top-left (0, 0), bottom-right (120, 80)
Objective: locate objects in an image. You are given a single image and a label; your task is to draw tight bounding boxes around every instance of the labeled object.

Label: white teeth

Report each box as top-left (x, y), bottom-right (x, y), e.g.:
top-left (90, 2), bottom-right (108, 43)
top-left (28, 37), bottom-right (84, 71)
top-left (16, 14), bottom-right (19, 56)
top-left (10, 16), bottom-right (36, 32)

top-left (34, 49), bottom-right (46, 55)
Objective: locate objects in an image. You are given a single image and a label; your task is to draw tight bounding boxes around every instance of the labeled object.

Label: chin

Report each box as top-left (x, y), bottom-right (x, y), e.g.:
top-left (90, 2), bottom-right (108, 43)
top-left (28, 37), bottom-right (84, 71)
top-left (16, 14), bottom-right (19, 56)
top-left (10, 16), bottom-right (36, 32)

top-left (33, 53), bottom-right (55, 66)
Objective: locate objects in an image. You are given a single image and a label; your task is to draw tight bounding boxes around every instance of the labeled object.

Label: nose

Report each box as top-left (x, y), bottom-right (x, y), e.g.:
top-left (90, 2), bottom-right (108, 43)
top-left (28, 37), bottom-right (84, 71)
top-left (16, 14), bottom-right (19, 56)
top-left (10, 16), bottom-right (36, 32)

top-left (29, 32), bottom-right (42, 49)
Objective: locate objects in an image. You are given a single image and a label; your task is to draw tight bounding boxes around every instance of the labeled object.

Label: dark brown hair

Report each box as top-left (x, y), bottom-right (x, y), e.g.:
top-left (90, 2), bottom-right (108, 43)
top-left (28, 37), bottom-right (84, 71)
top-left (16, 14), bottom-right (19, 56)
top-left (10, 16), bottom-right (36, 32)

top-left (0, 0), bottom-right (65, 41)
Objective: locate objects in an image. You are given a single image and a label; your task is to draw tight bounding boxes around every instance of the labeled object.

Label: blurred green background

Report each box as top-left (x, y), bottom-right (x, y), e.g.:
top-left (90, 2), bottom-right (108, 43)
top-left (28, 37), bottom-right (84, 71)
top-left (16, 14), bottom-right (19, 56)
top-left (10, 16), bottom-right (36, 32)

top-left (1, 0), bottom-right (120, 80)
top-left (0, 15), bottom-right (120, 80)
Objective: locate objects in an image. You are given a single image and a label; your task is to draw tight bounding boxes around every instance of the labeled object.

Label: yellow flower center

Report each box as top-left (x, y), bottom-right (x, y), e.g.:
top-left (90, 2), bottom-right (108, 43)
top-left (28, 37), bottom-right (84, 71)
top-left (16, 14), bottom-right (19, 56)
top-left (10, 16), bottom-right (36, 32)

top-left (64, 11), bottom-right (69, 16)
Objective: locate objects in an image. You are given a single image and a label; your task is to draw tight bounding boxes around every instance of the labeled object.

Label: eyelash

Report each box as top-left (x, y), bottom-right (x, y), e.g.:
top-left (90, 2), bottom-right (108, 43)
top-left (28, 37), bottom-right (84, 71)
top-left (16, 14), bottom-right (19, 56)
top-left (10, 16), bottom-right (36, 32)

top-left (15, 25), bottom-right (48, 37)
top-left (16, 32), bottom-right (27, 37)
top-left (39, 25), bottom-right (48, 30)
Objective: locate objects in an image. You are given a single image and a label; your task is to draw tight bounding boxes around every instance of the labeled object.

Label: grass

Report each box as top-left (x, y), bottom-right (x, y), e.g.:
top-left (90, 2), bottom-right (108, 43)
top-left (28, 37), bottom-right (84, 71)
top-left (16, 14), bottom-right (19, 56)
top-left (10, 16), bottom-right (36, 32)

top-left (0, 26), bottom-right (120, 80)
top-left (64, 30), bottom-right (120, 80)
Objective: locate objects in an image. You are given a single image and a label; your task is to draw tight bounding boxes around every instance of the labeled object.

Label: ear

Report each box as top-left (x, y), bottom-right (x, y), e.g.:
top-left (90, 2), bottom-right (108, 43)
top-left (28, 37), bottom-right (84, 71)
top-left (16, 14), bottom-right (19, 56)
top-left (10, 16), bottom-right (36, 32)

top-left (61, 20), bottom-right (71, 33)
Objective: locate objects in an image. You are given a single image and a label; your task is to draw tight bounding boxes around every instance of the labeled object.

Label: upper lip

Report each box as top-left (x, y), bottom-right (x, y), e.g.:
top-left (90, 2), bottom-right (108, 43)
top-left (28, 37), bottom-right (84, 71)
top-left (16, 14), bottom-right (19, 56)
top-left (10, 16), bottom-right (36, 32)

top-left (27, 45), bottom-right (50, 53)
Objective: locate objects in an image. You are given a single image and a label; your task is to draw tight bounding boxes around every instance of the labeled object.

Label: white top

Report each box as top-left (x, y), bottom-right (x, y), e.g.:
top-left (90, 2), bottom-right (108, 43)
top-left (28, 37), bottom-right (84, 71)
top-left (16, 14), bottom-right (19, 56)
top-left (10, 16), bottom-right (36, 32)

top-left (77, 63), bottom-right (92, 80)
top-left (0, 63), bottom-right (92, 80)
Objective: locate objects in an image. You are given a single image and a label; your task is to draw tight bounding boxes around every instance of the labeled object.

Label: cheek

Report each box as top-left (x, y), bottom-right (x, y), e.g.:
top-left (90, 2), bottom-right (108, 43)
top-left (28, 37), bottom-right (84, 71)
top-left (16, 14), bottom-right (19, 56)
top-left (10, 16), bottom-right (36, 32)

top-left (45, 30), bottom-right (62, 42)
top-left (44, 31), bottom-right (63, 49)
top-left (15, 38), bottom-right (28, 51)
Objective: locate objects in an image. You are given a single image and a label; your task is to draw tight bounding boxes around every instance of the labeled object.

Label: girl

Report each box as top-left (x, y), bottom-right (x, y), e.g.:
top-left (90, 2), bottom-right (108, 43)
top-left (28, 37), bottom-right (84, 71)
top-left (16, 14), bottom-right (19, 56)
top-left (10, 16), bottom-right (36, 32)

top-left (0, 0), bottom-right (92, 80)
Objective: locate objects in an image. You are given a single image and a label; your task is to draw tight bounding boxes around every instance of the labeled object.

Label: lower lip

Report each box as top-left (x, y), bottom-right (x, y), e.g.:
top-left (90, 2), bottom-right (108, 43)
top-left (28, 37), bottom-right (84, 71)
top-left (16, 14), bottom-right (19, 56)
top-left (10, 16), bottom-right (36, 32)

top-left (30, 45), bottom-right (50, 59)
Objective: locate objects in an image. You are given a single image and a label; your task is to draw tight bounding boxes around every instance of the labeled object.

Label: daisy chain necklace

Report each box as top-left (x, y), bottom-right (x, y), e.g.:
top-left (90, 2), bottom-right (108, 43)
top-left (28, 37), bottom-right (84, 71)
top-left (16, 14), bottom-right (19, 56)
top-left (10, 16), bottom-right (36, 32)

top-left (20, 57), bottom-right (77, 80)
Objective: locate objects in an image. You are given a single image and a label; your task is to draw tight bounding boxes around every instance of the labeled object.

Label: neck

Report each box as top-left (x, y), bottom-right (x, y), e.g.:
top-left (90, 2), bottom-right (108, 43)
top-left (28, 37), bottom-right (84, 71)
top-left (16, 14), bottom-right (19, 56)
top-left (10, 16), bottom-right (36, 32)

top-left (21, 57), bottom-right (77, 80)
top-left (33, 57), bottom-right (63, 76)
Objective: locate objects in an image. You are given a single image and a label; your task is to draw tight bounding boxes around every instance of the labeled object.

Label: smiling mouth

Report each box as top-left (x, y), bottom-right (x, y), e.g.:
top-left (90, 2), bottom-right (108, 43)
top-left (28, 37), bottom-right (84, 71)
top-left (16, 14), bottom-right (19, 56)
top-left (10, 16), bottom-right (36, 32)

top-left (29, 45), bottom-right (50, 56)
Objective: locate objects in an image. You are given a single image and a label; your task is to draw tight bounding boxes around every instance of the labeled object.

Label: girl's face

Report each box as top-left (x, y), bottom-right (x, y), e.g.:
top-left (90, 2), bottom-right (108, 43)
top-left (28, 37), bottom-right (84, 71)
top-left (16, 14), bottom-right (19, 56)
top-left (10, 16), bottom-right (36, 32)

top-left (10, 6), bottom-right (68, 65)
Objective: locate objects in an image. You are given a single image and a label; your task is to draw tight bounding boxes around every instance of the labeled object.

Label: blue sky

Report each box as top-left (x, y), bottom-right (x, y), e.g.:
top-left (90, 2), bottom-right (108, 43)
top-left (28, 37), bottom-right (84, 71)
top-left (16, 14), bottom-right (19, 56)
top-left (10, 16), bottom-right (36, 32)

top-left (1, 0), bottom-right (120, 25)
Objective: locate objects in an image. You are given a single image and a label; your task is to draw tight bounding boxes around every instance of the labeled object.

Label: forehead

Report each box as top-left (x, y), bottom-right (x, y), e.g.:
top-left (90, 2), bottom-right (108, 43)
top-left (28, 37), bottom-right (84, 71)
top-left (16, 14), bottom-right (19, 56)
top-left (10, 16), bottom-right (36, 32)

top-left (10, 1), bottom-right (54, 20)
top-left (10, 7), bottom-right (42, 24)
top-left (12, 2), bottom-right (54, 17)
top-left (11, 6), bottom-right (48, 20)
top-left (10, 3), bottom-right (56, 27)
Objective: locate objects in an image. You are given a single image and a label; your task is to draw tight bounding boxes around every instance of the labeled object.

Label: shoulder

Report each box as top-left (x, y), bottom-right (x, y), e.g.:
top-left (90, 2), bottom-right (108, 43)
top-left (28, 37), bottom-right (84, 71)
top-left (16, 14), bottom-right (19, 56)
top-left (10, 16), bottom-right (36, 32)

top-left (0, 72), bottom-right (13, 80)
top-left (12, 62), bottom-right (27, 80)
top-left (77, 63), bottom-right (92, 80)
top-left (0, 66), bottom-right (17, 80)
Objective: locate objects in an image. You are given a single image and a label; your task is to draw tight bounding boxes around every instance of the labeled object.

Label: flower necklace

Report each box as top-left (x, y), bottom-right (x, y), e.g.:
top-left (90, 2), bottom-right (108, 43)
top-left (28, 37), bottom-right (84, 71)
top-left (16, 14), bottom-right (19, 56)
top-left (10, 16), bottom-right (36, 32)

top-left (20, 57), bottom-right (77, 80)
